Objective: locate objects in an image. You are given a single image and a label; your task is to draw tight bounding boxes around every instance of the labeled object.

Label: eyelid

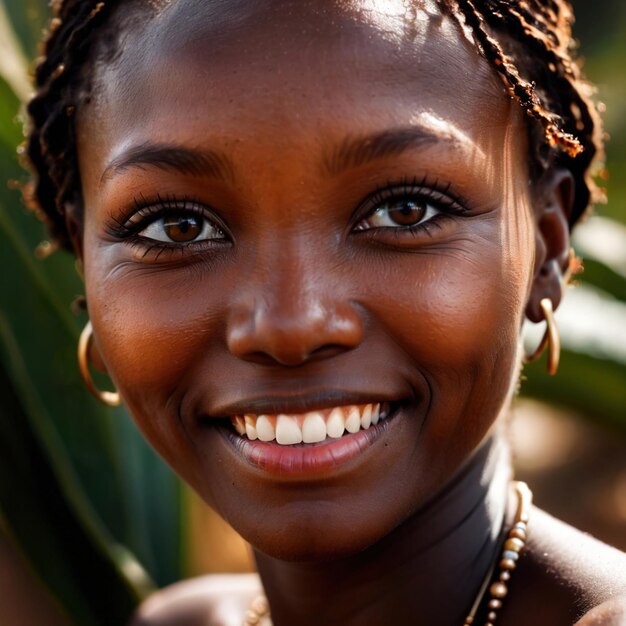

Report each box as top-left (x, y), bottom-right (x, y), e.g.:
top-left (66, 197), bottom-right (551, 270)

top-left (106, 193), bottom-right (229, 239)
top-left (354, 176), bottom-right (469, 224)
top-left (128, 194), bottom-right (209, 228)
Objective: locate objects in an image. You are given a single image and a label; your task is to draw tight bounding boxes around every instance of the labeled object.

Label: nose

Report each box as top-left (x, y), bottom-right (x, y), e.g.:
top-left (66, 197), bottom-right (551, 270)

top-left (226, 280), bottom-right (364, 367)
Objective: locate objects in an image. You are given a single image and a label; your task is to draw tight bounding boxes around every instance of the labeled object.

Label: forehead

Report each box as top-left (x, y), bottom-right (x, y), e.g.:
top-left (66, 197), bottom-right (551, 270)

top-left (81, 0), bottom-right (521, 182)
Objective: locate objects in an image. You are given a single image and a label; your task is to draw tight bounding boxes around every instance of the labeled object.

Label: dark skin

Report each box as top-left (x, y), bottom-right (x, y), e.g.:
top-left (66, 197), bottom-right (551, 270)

top-left (69, 1), bottom-right (626, 624)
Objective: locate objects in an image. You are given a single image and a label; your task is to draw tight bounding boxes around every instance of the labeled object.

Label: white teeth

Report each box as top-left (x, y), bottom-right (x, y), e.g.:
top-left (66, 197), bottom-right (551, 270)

top-left (244, 415), bottom-right (258, 440)
top-left (256, 415), bottom-right (275, 442)
top-left (232, 402), bottom-right (389, 445)
top-left (233, 416), bottom-right (246, 436)
top-left (326, 407), bottom-right (346, 438)
top-left (345, 406), bottom-right (361, 433)
top-left (371, 404), bottom-right (380, 425)
top-left (302, 412), bottom-right (327, 443)
top-left (276, 414), bottom-right (303, 445)
top-left (360, 404), bottom-right (372, 429)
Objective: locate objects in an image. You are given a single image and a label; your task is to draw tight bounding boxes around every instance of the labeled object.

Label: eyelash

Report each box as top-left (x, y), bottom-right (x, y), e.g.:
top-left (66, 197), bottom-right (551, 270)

top-left (354, 176), bottom-right (469, 236)
top-left (108, 177), bottom-right (469, 260)
top-left (109, 193), bottom-right (210, 234)
top-left (107, 193), bottom-right (227, 257)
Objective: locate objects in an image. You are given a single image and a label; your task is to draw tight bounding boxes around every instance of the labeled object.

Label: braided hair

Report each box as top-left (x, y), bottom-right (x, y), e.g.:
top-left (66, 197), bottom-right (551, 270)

top-left (22, 0), bottom-right (604, 253)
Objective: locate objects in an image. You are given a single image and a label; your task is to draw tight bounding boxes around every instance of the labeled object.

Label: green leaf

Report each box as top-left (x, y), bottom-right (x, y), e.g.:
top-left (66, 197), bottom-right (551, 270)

top-left (0, 194), bottom-right (184, 587)
top-left (0, 0), bottom-right (31, 104)
top-left (1, 0), bottom-right (49, 62)
top-left (521, 349), bottom-right (626, 435)
top-left (0, 1), bottom-right (184, 589)
top-left (0, 313), bottom-right (149, 626)
top-left (580, 257), bottom-right (626, 303)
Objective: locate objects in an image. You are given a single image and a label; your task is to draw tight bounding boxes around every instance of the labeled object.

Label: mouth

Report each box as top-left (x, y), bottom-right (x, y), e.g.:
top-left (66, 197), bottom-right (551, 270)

top-left (230, 402), bottom-right (393, 445)
top-left (210, 400), bottom-right (405, 477)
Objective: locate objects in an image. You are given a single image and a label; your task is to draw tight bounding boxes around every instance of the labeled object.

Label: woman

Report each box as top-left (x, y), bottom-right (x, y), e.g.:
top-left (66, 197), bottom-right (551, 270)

top-left (24, 0), bottom-right (626, 624)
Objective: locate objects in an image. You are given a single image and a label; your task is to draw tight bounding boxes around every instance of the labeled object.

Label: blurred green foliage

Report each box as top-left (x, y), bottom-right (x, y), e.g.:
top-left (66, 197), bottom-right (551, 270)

top-left (573, 0), bottom-right (626, 225)
top-left (0, 0), bottom-right (624, 624)
top-left (0, 0), bottom-right (183, 624)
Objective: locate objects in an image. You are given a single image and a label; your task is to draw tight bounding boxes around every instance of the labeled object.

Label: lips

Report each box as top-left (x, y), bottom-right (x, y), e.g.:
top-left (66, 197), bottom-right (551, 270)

top-left (209, 399), bottom-right (404, 477)
top-left (231, 402), bottom-right (391, 445)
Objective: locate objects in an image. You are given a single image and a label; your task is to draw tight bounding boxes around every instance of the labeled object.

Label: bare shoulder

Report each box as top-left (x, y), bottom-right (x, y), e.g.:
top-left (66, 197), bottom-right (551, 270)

top-left (128, 573), bottom-right (263, 626)
top-left (509, 506), bottom-right (626, 626)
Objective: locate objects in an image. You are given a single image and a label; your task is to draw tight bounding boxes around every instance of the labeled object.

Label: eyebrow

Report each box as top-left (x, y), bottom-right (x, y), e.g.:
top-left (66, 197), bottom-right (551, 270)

top-left (322, 127), bottom-right (441, 176)
top-left (100, 142), bottom-right (235, 184)
top-left (101, 127), bottom-right (451, 184)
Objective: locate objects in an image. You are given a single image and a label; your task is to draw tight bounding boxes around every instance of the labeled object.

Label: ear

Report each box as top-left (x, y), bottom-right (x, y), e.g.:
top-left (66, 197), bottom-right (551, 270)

top-left (525, 168), bottom-right (574, 323)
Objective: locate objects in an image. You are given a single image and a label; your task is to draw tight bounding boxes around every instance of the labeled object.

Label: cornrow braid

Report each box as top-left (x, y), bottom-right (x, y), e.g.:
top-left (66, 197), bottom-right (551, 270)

top-left (22, 0), bottom-right (604, 252)
top-left (450, 0), bottom-right (581, 155)
top-left (441, 0), bottom-right (602, 223)
top-left (24, 0), bottom-right (114, 251)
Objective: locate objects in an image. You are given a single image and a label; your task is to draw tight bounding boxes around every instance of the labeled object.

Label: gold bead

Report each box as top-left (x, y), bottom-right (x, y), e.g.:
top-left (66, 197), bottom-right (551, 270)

top-left (500, 571), bottom-right (511, 581)
top-left (500, 558), bottom-right (517, 570)
top-left (486, 623), bottom-right (495, 626)
top-left (510, 528), bottom-right (526, 541)
top-left (244, 610), bottom-right (260, 625)
top-left (465, 618), bottom-right (474, 624)
top-left (504, 538), bottom-right (525, 552)
top-left (488, 611), bottom-right (498, 621)
top-left (489, 599), bottom-right (503, 610)
top-left (490, 582), bottom-right (508, 599)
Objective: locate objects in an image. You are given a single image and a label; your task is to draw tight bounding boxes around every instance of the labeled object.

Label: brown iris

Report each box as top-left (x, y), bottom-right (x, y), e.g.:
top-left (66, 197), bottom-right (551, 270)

top-left (385, 200), bottom-right (427, 226)
top-left (162, 214), bottom-right (203, 242)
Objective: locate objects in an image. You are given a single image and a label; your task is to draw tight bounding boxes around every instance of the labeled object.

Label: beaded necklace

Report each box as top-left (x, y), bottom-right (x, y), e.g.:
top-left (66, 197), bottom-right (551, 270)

top-left (243, 481), bottom-right (532, 626)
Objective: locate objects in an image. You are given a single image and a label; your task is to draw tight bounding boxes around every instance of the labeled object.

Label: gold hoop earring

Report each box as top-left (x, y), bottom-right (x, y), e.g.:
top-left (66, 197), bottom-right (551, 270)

top-left (525, 298), bottom-right (560, 376)
top-left (78, 321), bottom-right (121, 406)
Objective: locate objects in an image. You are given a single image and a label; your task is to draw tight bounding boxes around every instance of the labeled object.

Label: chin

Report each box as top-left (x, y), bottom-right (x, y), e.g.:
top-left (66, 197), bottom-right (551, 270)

top-left (250, 526), bottom-right (381, 563)
top-left (229, 502), bottom-right (398, 563)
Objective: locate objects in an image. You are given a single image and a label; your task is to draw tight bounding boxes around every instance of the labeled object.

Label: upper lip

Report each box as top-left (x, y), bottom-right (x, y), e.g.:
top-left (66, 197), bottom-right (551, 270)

top-left (205, 389), bottom-right (411, 418)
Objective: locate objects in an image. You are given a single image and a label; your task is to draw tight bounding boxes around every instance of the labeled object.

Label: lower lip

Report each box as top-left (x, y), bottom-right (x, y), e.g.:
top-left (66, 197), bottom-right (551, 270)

top-left (217, 410), bottom-right (399, 478)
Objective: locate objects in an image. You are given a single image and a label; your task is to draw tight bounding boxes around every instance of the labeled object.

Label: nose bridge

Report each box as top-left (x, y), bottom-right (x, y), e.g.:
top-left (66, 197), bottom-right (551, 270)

top-left (226, 241), bottom-right (363, 366)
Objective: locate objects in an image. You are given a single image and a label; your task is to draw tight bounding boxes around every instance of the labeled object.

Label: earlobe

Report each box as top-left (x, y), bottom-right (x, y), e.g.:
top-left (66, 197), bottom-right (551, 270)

top-left (525, 169), bottom-right (574, 323)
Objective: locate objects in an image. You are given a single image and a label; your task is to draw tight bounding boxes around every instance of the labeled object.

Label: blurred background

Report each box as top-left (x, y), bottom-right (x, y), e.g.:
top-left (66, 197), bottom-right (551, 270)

top-left (0, 1), bottom-right (624, 624)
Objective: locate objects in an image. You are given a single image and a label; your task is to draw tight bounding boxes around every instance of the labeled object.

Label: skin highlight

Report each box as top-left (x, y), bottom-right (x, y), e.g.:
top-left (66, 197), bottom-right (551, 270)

top-left (23, 0), bottom-right (626, 624)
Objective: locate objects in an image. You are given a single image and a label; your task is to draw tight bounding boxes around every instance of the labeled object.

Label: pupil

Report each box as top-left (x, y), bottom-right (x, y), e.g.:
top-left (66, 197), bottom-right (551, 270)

top-left (164, 214), bottom-right (202, 242)
top-left (389, 200), bottom-right (425, 226)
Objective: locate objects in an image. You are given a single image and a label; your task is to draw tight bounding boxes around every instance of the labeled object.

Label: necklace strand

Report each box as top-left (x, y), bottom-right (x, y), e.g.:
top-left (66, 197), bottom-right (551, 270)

top-left (243, 481), bottom-right (532, 626)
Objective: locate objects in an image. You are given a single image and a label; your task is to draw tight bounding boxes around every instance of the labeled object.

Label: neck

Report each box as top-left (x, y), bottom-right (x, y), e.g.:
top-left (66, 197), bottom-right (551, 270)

top-left (254, 434), bottom-right (512, 626)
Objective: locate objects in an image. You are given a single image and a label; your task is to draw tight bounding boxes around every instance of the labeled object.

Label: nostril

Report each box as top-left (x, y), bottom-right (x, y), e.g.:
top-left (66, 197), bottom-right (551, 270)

top-left (307, 344), bottom-right (354, 362)
top-left (242, 346), bottom-right (348, 368)
top-left (225, 296), bottom-right (364, 366)
top-left (243, 351), bottom-right (296, 367)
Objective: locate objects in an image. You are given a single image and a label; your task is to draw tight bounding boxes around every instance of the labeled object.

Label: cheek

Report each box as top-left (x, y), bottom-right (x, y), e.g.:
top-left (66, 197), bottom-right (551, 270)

top-left (82, 245), bottom-right (225, 473)
top-left (376, 229), bottom-right (530, 359)
top-left (368, 212), bottom-right (534, 443)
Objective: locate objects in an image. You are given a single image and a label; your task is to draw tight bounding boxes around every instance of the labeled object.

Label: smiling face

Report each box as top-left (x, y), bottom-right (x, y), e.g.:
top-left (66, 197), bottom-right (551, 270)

top-left (76, 0), bottom-right (539, 559)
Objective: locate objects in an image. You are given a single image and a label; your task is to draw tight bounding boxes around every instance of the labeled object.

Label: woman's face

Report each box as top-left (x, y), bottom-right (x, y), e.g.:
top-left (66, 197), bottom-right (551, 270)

top-left (77, 0), bottom-right (537, 559)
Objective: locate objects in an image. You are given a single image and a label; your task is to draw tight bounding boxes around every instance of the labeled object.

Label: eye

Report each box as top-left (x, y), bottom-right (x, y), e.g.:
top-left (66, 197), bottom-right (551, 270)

top-left (355, 197), bottom-right (439, 231)
top-left (138, 212), bottom-right (226, 243)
